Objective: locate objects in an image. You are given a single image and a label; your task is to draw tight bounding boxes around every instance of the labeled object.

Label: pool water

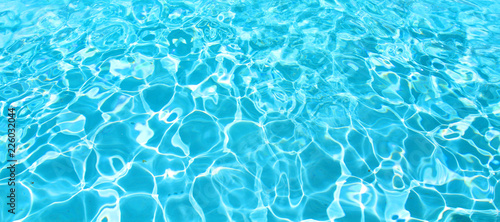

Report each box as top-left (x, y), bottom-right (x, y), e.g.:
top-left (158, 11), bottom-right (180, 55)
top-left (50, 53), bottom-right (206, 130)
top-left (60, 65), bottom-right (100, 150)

top-left (1, 0), bottom-right (500, 221)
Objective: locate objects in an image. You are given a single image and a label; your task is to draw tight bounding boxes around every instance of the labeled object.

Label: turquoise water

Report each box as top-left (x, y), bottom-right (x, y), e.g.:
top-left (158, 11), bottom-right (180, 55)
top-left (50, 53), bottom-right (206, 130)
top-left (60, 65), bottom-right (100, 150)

top-left (1, 0), bottom-right (500, 221)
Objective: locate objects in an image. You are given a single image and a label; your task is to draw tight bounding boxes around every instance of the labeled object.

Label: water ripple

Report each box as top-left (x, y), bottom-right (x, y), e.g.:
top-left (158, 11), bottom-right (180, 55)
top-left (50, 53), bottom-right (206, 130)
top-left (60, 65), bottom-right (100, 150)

top-left (1, 0), bottom-right (500, 221)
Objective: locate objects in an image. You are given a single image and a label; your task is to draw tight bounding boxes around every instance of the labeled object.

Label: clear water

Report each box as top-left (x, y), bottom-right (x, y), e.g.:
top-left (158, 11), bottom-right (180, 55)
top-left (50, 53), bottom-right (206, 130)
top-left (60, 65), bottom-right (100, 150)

top-left (1, 0), bottom-right (499, 221)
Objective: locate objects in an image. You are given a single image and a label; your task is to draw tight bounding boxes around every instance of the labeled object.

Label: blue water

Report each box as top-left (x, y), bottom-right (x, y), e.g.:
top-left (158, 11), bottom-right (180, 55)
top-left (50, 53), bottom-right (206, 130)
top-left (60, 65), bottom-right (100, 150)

top-left (1, 0), bottom-right (499, 221)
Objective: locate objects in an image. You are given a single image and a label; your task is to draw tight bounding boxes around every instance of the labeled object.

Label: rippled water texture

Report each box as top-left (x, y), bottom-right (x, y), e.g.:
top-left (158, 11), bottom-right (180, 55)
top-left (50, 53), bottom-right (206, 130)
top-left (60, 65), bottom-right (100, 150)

top-left (1, 0), bottom-right (500, 221)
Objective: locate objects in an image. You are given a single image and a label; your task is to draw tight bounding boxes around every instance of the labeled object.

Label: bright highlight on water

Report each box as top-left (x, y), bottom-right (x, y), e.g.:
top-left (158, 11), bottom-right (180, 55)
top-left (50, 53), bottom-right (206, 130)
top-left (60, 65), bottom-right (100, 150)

top-left (1, 0), bottom-right (499, 221)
